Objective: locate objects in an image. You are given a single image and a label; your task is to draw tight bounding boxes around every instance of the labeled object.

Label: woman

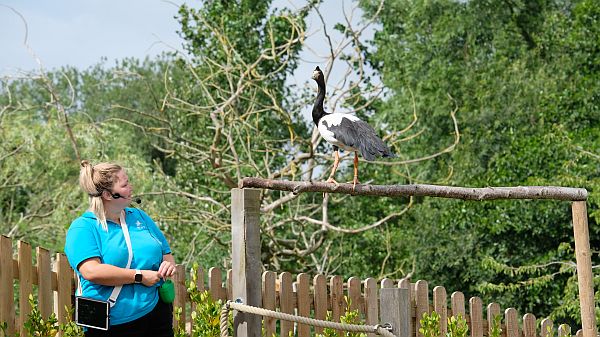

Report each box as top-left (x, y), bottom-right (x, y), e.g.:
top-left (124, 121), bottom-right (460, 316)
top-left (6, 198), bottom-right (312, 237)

top-left (65, 160), bottom-right (176, 337)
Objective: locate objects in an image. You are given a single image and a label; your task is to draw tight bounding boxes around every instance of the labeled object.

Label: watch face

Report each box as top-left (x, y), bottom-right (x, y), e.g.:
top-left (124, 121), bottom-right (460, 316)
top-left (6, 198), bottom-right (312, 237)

top-left (135, 272), bottom-right (143, 283)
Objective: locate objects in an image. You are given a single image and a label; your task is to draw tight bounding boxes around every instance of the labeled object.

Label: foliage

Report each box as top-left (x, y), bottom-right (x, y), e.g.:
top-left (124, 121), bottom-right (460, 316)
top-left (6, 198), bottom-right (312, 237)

top-left (174, 263), bottom-right (232, 337)
top-left (0, 59), bottom-right (167, 252)
top-left (317, 299), bottom-right (366, 337)
top-left (489, 314), bottom-right (502, 337)
top-left (2, 0), bottom-right (600, 330)
top-left (447, 315), bottom-right (469, 337)
top-left (17, 294), bottom-right (84, 337)
top-left (418, 312), bottom-right (469, 337)
top-left (361, 0), bottom-right (600, 326)
top-left (419, 312), bottom-right (440, 337)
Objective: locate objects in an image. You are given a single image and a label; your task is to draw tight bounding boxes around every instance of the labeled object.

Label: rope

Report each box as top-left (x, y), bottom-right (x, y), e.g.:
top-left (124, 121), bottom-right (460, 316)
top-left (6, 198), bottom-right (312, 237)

top-left (220, 301), bottom-right (397, 337)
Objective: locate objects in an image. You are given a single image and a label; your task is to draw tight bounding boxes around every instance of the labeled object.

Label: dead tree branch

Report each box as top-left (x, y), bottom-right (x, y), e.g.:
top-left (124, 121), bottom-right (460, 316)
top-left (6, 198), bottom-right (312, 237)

top-left (239, 177), bottom-right (588, 201)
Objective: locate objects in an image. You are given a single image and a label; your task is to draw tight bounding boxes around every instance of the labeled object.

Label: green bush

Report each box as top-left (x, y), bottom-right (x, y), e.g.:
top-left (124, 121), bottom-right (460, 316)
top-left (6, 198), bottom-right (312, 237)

top-left (1, 294), bottom-right (84, 337)
top-left (173, 263), bottom-right (233, 337)
top-left (317, 298), bottom-right (367, 337)
top-left (419, 311), bottom-right (470, 337)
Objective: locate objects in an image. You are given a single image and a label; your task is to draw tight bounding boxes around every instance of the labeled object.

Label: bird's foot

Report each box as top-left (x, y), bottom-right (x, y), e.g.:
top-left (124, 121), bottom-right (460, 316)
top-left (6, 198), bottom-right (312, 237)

top-left (352, 176), bottom-right (360, 191)
top-left (326, 178), bottom-right (339, 186)
top-left (324, 178), bottom-right (339, 198)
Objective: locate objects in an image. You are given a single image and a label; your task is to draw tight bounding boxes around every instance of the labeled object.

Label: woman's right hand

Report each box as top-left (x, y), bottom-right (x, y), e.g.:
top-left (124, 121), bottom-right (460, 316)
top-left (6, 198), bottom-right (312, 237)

top-left (140, 270), bottom-right (163, 287)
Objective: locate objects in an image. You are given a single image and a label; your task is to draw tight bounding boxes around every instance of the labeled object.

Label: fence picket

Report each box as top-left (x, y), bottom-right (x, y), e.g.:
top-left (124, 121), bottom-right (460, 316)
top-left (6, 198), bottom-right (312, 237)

top-left (433, 286), bottom-right (447, 337)
top-left (262, 271), bottom-right (277, 337)
top-left (365, 278), bottom-right (378, 337)
top-left (0, 236), bottom-right (15, 336)
top-left (470, 297), bottom-right (483, 337)
top-left (348, 277), bottom-right (361, 313)
top-left (279, 272), bottom-right (293, 337)
top-left (173, 264), bottom-right (186, 331)
top-left (487, 303), bottom-right (501, 337)
top-left (314, 274), bottom-right (327, 335)
top-left (541, 318), bottom-right (553, 337)
top-left (209, 267), bottom-right (224, 301)
top-left (191, 266), bottom-right (204, 323)
top-left (330, 275), bottom-right (344, 336)
top-left (18, 241), bottom-right (33, 337)
top-left (415, 280), bottom-right (429, 337)
top-left (227, 269), bottom-right (233, 301)
top-left (56, 252), bottom-right (72, 331)
top-left (296, 273), bottom-right (310, 337)
top-left (381, 278), bottom-right (394, 288)
top-left (505, 308), bottom-right (519, 337)
top-left (36, 247), bottom-right (52, 319)
top-left (451, 291), bottom-right (465, 318)
top-left (523, 313), bottom-right (536, 337)
top-left (558, 324), bottom-right (571, 337)
top-left (399, 279), bottom-right (413, 337)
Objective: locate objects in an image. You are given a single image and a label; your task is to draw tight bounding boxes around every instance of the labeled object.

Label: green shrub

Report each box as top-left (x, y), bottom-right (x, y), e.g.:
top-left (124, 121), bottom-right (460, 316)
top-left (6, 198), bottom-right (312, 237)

top-left (16, 294), bottom-right (84, 337)
top-left (418, 311), bottom-right (469, 337)
top-left (317, 298), bottom-right (367, 337)
top-left (447, 314), bottom-right (469, 337)
top-left (420, 312), bottom-right (441, 337)
top-left (174, 263), bottom-right (233, 337)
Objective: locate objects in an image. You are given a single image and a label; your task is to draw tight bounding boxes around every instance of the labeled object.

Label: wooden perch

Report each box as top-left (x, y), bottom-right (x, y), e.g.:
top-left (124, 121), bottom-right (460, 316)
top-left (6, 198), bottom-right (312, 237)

top-left (239, 178), bottom-right (588, 201)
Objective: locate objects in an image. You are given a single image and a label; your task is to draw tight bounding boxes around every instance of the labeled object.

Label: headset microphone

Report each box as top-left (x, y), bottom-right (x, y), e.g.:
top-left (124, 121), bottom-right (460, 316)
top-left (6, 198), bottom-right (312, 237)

top-left (111, 193), bottom-right (142, 204)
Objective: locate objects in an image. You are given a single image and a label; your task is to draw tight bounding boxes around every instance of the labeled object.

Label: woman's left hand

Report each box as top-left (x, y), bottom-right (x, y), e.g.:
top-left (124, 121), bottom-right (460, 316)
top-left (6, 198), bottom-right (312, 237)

top-left (158, 260), bottom-right (176, 279)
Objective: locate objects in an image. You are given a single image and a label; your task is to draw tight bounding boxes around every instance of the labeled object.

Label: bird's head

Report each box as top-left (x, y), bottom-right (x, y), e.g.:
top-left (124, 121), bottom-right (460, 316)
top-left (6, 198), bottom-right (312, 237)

top-left (311, 66), bottom-right (323, 81)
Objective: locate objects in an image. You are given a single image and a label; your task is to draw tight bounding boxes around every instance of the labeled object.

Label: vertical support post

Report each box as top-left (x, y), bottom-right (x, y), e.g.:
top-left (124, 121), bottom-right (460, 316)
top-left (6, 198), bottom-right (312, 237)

top-left (231, 188), bottom-right (262, 337)
top-left (571, 201), bottom-right (597, 337)
top-left (380, 288), bottom-right (409, 337)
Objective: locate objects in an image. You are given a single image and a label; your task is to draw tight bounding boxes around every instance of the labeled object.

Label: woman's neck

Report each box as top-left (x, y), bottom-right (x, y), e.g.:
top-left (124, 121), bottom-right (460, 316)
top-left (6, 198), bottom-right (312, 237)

top-left (105, 209), bottom-right (122, 224)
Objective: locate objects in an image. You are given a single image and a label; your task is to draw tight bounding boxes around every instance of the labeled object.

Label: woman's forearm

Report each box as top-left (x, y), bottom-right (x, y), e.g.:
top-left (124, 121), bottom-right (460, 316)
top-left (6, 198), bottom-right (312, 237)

top-left (80, 262), bottom-right (137, 286)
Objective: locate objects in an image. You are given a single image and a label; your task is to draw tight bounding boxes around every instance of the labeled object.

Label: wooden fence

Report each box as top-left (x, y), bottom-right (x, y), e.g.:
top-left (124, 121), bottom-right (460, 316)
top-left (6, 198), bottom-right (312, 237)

top-left (0, 235), bottom-right (583, 337)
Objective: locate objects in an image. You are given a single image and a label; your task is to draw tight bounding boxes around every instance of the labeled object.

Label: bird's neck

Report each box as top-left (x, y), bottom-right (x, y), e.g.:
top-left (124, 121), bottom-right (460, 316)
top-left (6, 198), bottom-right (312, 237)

top-left (312, 79), bottom-right (326, 125)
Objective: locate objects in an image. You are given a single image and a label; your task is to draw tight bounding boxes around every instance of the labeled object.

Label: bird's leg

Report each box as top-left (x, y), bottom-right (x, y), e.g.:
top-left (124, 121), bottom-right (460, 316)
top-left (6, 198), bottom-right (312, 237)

top-left (352, 152), bottom-right (360, 191)
top-left (326, 150), bottom-right (340, 185)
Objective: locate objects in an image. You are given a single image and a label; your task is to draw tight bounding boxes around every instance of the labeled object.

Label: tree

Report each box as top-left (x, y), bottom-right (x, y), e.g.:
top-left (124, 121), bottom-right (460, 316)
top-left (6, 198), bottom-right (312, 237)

top-left (118, 0), bottom-right (459, 274)
top-left (361, 0), bottom-right (600, 325)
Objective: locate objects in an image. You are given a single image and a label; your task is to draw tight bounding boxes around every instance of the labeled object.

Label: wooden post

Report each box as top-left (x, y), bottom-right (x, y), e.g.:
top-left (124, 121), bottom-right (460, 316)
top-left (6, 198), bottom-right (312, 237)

top-left (231, 188), bottom-right (262, 337)
top-left (380, 287), bottom-right (409, 337)
top-left (571, 201), bottom-right (597, 337)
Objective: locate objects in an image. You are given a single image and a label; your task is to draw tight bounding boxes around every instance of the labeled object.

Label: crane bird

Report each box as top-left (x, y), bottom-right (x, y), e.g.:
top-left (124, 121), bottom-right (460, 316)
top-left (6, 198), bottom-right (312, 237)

top-left (311, 66), bottom-right (395, 190)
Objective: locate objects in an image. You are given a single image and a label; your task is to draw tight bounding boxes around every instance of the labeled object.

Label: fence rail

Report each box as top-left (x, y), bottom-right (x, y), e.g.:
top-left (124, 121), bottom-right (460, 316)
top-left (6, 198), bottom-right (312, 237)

top-left (0, 235), bottom-right (582, 337)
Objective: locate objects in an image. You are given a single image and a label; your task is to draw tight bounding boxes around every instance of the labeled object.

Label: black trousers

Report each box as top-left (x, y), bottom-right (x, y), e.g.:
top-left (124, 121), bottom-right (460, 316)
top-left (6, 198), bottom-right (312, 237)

top-left (85, 300), bottom-right (173, 337)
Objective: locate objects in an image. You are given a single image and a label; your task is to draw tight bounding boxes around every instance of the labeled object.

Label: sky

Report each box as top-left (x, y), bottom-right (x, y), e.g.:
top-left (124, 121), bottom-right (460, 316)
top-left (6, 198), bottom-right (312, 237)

top-left (0, 0), bottom-right (376, 90)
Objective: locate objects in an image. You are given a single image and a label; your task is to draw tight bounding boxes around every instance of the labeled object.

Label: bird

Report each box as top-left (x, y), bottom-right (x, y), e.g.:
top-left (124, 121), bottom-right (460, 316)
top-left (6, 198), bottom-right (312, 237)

top-left (311, 66), bottom-right (395, 190)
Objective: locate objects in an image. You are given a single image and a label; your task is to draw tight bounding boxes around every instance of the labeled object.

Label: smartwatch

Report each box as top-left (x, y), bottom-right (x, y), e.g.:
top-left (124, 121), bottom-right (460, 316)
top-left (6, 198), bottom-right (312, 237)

top-left (134, 269), bottom-right (142, 284)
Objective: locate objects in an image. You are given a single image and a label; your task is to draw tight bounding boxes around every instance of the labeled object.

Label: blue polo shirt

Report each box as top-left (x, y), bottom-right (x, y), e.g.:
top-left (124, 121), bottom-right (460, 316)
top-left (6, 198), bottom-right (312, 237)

top-left (65, 208), bottom-right (172, 326)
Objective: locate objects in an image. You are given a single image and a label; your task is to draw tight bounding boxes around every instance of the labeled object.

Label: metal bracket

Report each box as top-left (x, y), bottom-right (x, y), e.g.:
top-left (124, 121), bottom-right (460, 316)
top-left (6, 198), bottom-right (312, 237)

top-left (375, 322), bottom-right (393, 332)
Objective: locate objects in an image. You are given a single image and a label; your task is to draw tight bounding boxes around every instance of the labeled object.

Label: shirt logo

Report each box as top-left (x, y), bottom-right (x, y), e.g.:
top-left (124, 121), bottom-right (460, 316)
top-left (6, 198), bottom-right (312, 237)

top-left (135, 220), bottom-right (145, 229)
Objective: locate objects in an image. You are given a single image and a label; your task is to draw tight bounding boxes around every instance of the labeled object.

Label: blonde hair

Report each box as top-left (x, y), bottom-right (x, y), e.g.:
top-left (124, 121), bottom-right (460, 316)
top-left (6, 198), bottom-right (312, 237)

top-left (79, 160), bottom-right (123, 230)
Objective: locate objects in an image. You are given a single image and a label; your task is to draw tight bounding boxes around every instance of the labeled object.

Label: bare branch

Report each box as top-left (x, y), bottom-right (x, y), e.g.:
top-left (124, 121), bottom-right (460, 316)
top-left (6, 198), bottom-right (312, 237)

top-left (239, 177), bottom-right (588, 201)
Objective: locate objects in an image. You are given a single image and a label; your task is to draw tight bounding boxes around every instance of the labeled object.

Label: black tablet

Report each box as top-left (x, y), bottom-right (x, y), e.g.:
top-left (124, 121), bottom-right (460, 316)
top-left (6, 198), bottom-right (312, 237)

top-left (75, 297), bottom-right (110, 331)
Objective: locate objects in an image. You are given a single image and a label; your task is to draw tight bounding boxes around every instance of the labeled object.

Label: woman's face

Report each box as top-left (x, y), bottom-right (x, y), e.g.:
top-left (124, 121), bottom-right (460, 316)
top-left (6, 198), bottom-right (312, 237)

top-left (111, 169), bottom-right (134, 204)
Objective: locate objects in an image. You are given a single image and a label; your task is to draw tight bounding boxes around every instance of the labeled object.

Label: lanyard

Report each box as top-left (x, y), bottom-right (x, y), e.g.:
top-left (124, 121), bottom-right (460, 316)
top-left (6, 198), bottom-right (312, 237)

top-left (77, 211), bottom-right (133, 308)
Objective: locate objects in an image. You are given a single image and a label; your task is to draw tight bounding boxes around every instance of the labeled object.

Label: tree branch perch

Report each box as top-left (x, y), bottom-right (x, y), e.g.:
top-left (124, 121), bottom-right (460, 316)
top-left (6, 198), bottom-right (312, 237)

top-left (239, 178), bottom-right (588, 201)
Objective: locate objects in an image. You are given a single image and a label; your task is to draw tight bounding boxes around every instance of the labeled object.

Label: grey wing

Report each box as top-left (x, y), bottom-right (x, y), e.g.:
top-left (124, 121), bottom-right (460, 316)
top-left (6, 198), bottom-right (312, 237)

top-left (332, 117), bottom-right (395, 161)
